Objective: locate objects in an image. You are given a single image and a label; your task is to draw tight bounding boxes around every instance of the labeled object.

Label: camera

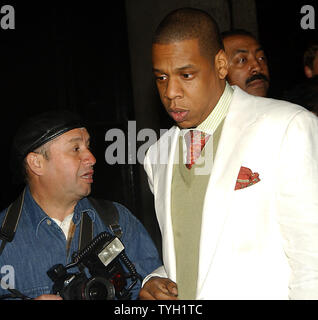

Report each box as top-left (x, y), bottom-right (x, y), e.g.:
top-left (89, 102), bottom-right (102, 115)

top-left (47, 232), bottom-right (141, 300)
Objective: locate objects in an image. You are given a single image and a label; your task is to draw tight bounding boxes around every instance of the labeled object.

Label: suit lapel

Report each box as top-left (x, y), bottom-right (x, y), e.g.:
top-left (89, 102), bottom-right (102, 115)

top-left (197, 87), bottom-right (263, 294)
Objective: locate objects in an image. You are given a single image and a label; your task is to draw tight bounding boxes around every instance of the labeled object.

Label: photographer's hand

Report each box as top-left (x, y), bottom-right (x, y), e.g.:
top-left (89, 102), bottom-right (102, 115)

top-left (34, 294), bottom-right (63, 300)
top-left (139, 277), bottom-right (178, 300)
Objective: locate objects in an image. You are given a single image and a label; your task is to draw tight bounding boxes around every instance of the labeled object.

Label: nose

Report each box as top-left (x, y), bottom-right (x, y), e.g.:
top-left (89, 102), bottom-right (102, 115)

top-left (249, 57), bottom-right (262, 74)
top-left (164, 77), bottom-right (183, 101)
top-left (84, 148), bottom-right (96, 167)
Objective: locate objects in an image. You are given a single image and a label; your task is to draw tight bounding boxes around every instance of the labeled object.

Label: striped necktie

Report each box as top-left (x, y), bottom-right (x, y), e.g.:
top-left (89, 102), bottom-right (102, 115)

top-left (185, 130), bottom-right (211, 169)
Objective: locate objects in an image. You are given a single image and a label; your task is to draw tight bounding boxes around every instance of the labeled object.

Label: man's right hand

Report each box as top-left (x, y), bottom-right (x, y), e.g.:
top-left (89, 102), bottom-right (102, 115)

top-left (139, 277), bottom-right (178, 300)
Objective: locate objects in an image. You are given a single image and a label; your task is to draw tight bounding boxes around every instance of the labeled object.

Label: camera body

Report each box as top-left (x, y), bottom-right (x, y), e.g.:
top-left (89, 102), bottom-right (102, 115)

top-left (47, 232), bottom-right (140, 300)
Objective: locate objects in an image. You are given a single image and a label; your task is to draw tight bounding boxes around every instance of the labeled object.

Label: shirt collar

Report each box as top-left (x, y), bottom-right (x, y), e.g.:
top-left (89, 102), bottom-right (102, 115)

top-left (180, 81), bottom-right (233, 137)
top-left (22, 187), bottom-right (96, 236)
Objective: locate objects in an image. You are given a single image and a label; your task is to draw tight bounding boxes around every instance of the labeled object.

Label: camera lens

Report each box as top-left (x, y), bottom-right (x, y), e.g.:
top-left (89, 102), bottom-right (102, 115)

top-left (83, 277), bottom-right (115, 300)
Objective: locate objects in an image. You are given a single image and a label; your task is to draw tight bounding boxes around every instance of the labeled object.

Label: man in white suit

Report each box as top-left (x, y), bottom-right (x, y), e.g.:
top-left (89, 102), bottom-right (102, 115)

top-left (139, 7), bottom-right (318, 300)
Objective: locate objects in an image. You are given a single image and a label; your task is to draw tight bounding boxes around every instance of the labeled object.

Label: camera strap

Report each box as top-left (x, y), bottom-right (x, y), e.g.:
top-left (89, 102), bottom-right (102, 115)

top-left (78, 212), bottom-right (94, 252)
top-left (0, 191), bottom-right (122, 255)
top-left (0, 188), bottom-right (26, 255)
top-left (78, 198), bottom-right (123, 251)
top-left (87, 197), bottom-right (122, 239)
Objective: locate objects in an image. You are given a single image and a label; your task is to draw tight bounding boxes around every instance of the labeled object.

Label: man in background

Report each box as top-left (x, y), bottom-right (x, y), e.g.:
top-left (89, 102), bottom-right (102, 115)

top-left (304, 43), bottom-right (318, 78)
top-left (221, 29), bottom-right (270, 97)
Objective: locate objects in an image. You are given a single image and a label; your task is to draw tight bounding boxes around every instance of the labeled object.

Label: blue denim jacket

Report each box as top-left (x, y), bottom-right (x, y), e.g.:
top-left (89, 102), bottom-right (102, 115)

top-left (0, 187), bottom-right (162, 299)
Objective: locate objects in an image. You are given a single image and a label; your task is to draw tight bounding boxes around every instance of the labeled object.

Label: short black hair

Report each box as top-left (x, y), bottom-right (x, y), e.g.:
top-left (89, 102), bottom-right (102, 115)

top-left (153, 7), bottom-right (224, 63)
top-left (221, 29), bottom-right (257, 41)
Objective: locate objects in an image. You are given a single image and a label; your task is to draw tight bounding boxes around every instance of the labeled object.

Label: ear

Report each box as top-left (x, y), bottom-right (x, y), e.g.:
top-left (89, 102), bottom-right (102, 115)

top-left (25, 152), bottom-right (45, 177)
top-left (304, 65), bottom-right (313, 78)
top-left (214, 49), bottom-right (228, 80)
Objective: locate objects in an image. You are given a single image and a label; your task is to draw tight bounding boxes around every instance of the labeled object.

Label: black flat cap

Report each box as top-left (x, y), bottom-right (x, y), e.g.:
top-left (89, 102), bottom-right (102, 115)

top-left (11, 109), bottom-right (85, 183)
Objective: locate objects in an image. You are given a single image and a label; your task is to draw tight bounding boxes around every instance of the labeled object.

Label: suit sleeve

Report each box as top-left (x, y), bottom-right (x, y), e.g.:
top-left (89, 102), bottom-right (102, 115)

top-left (142, 265), bottom-right (169, 287)
top-left (142, 145), bottom-right (170, 285)
top-left (276, 110), bottom-right (318, 299)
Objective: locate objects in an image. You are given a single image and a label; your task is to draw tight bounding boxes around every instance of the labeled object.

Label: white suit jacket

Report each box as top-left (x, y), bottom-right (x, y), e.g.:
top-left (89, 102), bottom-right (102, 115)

top-left (143, 86), bottom-right (318, 300)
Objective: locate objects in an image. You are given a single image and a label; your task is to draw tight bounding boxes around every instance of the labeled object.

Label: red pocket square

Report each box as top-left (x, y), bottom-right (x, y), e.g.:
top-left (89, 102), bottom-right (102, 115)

top-left (235, 166), bottom-right (260, 190)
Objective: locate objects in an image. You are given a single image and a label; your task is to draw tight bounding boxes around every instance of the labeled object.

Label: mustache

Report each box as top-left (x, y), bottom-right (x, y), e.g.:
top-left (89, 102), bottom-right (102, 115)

top-left (245, 73), bottom-right (269, 86)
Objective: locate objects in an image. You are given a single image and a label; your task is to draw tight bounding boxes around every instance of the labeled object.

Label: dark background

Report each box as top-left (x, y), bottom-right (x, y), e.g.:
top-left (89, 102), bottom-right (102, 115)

top-left (256, 0), bottom-right (318, 98)
top-left (0, 0), bottom-right (317, 252)
top-left (1, 2), bottom-right (137, 205)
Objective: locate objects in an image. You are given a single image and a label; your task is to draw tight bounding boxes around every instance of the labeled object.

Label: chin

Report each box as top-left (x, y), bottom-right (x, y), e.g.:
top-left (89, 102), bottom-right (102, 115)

top-left (177, 120), bottom-right (197, 129)
top-left (80, 186), bottom-right (92, 198)
top-left (177, 123), bottom-right (189, 129)
top-left (247, 88), bottom-right (267, 97)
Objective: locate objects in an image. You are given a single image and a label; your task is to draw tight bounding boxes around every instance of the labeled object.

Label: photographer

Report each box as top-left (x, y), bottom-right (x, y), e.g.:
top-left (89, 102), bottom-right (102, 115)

top-left (0, 109), bottom-right (162, 300)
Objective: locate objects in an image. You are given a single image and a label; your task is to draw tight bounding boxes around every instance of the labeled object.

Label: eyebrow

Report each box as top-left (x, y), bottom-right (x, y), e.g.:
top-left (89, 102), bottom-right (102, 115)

top-left (232, 47), bottom-right (265, 55)
top-left (67, 136), bottom-right (90, 144)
